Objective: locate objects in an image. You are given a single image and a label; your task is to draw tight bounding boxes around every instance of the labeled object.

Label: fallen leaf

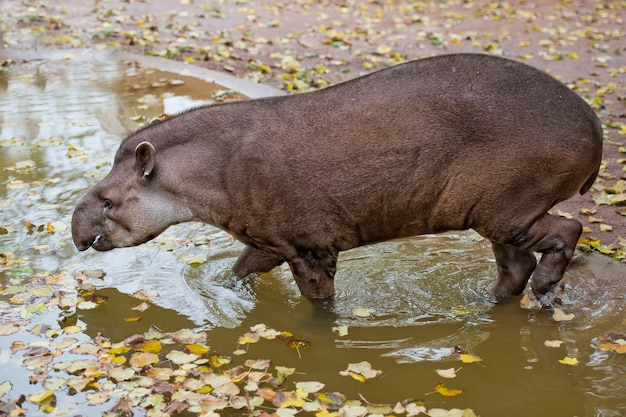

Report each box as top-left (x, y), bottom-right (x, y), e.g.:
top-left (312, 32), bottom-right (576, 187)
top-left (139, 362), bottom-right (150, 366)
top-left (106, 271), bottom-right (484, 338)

top-left (129, 352), bottom-right (159, 369)
top-left (27, 389), bottom-right (56, 404)
top-left (165, 328), bottom-right (206, 344)
top-left (434, 382), bottom-right (464, 397)
top-left (458, 353), bottom-right (482, 364)
top-left (544, 340), bottom-right (564, 348)
top-left (186, 343), bottom-right (211, 355)
top-left (296, 381), bottom-right (325, 393)
top-left (435, 367), bottom-right (458, 379)
top-left (352, 307), bottom-right (376, 318)
top-left (273, 390), bottom-right (306, 408)
top-left (0, 381), bottom-right (12, 398)
top-left (86, 390), bottom-right (112, 405)
top-left (558, 356), bottom-right (579, 365)
top-left (552, 308), bottom-right (575, 322)
top-left (132, 302), bottom-right (149, 312)
top-left (339, 361), bottom-right (382, 382)
top-left (317, 392), bottom-right (346, 410)
top-left (177, 252), bottom-right (208, 265)
top-left (166, 350), bottom-right (199, 365)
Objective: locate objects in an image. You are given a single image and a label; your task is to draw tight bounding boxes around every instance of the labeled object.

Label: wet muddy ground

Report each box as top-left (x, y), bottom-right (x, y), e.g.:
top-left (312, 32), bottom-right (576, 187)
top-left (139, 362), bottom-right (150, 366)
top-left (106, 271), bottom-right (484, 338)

top-left (0, 54), bottom-right (625, 416)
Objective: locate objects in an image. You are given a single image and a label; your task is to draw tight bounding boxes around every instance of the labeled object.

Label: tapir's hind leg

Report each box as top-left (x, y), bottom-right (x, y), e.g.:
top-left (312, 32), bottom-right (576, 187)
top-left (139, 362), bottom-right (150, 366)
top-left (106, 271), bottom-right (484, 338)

top-left (287, 249), bottom-right (338, 299)
top-left (491, 242), bottom-right (537, 300)
top-left (512, 214), bottom-right (582, 305)
top-left (232, 246), bottom-right (284, 278)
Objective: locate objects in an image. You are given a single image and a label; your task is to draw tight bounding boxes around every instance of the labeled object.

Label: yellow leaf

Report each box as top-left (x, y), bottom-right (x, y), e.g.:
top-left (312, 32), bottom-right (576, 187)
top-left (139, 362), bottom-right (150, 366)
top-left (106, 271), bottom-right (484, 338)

top-left (111, 355), bottom-right (126, 365)
top-left (459, 353), bottom-right (482, 363)
top-left (186, 343), bottom-right (211, 355)
top-left (63, 325), bottom-right (83, 334)
top-left (209, 353), bottom-right (231, 368)
top-left (273, 390), bottom-right (306, 408)
top-left (559, 356), bottom-right (579, 365)
top-left (136, 339), bottom-right (162, 353)
top-left (237, 332), bottom-right (260, 345)
top-left (27, 389), bottom-right (55, 404)
top-left (124, 316), bottom-right (142, 323)
top-left (434, 382), bottom-right (464, 397)
top-left (110, 344), bottom-right (131, 355)
top-left (177, 253), bottom-right (207, 265)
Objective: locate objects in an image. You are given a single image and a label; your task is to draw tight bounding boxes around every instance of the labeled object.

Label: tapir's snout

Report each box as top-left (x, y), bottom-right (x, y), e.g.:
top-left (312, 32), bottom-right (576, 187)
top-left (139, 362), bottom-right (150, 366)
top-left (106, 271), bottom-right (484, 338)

top-left (71, 194), bottom-right (105, 252)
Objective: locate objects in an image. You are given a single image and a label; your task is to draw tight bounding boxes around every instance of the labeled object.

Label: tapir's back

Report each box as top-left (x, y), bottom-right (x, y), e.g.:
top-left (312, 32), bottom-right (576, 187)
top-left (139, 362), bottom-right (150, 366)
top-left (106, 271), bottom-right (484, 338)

top-left (247, 54), bottom-right (602, 245)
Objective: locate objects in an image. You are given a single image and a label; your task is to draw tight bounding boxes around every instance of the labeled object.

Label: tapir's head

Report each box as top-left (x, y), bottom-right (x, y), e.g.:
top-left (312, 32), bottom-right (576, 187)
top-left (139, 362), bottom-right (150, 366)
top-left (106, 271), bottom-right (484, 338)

top-left (72, 141), bottom-right (193, 252)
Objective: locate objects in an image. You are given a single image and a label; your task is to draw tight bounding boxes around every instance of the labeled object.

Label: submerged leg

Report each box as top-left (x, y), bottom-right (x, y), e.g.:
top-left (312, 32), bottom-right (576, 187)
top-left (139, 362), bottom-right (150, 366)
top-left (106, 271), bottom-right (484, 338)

top-left (232, 245), bottom-right (284, 278)
top-left (287, 249), bottom-right (338, 299)
top-left (512, 214), bottom-right (582, 305)
top-left (491, 241), bottom-right (537, 300)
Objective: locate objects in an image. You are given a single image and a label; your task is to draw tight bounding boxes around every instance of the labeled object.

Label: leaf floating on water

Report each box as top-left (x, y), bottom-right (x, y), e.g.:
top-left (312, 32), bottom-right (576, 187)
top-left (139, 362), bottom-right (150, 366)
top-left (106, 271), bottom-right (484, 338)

top-left (177, 252), bottom-right (208, 265)
top-left (132, 302), bottom-right (149, 312)
top-left (136, 339), bottom-right (162, 353)
top-left (0, 381), bottom-right (13, 398)
top-left (129, 352), bottom-right (159, 369)
top-left (433, 382), bottom-right (464, 397)
top-left (287, 338), bottom-right (311, 358)
top-left (237, 332), bottom-right (261, 345)
top-left (164, 328), bottom-right (206, 344)
top-left (166, 350), bottom-right (199, 365)
top-left (544, 340), bottom-right (565, 348)
top-left (0, 322), bottom-right (22, 336)
top-left (317, 392), bottom-right (346, 410)
top-left (435, 367), bottom-right (459, 379)
top-left (552, 308), bottom-right (575, 322)
top-left (186, 343), bottom-right (210, 355)
top-left (558, 356), bottom-right (579, 366)
top-left (339, 361), bottom-right (382, 382)
top-left (597, 333), bottom-right (626, 354)
top-left (458, 353), bottom-right (482, 364)
top-left (352, 307), bottom-right (376, 318)
top-left (296, 381), bottom-right (325, 393)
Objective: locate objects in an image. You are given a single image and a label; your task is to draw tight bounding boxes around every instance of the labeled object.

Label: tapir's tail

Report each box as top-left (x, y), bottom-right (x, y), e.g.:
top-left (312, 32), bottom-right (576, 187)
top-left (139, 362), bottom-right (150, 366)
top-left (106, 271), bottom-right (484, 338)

top-left (579, 119), bottom-right (603, 196)
top-left (579, 165), bottom-right (599, 195)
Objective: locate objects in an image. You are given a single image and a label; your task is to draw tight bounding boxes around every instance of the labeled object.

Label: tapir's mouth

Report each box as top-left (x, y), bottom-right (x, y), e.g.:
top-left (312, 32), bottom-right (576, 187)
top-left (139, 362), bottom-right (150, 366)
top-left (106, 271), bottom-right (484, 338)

top-left (91, 234), bottom-right (115, 251)
top-left (76, 234), bottom-right (113, 252)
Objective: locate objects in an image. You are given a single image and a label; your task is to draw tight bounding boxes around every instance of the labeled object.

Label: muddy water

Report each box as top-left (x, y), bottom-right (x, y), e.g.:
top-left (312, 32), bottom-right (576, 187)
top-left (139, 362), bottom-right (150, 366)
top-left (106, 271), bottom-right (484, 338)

top-left (1, 56), bottom-right (625, 416)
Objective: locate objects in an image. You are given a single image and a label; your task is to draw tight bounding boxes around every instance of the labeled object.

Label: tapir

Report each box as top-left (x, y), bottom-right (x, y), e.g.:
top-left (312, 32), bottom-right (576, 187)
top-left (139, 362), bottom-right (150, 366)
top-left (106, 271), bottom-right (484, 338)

top-left (71, 53), bottom-right (603, 304)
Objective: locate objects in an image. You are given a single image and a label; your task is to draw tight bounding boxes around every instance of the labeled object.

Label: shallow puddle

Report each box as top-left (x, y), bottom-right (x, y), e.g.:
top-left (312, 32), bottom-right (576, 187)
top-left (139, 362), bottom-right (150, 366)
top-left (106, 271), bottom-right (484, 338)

top-left (1, 54), bottom-right (625, 416)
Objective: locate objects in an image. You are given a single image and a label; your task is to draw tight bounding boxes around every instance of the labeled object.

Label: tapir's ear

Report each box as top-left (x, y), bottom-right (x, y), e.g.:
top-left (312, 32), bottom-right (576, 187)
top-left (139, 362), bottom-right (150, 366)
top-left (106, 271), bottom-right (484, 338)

top-left (135, 141), bottom-right (156, 178)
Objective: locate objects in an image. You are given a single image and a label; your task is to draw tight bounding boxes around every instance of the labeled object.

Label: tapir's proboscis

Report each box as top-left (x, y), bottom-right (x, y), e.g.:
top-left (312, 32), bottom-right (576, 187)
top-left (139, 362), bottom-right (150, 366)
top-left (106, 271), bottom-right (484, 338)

top-left (72, 53), bottom-right (602, 305)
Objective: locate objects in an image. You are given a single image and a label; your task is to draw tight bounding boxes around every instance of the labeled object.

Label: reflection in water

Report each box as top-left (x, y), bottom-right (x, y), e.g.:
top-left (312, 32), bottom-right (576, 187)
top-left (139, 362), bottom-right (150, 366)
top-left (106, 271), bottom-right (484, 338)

top-left (1, 56), bottom-right (625, 417)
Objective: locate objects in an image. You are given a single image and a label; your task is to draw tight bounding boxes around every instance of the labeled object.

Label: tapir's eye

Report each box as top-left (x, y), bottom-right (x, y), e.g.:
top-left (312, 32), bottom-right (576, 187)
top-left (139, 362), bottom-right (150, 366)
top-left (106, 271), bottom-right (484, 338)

top-left (103, 199), bottom-right (113, 210)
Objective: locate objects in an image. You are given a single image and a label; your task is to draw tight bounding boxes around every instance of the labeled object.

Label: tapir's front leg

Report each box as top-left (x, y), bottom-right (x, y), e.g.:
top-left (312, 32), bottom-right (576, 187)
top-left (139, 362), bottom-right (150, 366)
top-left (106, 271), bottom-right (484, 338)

top-left (232, 246), bottom-right (284, 278)
top-left (287, 249), bottom-right (338, 298)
